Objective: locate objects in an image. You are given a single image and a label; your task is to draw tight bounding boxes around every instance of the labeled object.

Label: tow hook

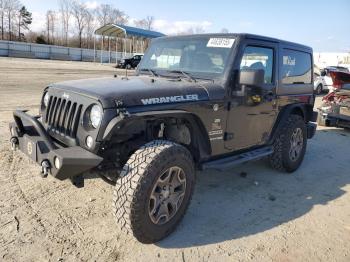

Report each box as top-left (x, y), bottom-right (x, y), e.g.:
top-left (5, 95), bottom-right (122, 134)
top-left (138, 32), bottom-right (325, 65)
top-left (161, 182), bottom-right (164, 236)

top-left (10, 137), bottom-right (19, 150)
top-left (40, 160), bottom-right (51, 178)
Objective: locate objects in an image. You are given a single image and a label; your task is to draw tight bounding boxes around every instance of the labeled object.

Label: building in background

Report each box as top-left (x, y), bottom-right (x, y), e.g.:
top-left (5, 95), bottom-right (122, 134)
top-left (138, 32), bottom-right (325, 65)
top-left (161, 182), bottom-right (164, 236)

top-left (314, 52), bottom-right (350, 69)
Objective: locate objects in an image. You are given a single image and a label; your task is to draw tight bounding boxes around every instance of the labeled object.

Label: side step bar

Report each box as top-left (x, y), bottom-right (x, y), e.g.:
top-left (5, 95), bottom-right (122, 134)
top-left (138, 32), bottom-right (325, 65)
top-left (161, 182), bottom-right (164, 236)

top-left (202, 146), bottom-right (274, 171)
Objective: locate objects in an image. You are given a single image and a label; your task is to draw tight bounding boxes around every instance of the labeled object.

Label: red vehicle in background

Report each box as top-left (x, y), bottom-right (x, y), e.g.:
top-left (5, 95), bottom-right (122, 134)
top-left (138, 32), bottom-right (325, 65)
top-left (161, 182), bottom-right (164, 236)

top-left (317, 70), bottom-right (350, 128)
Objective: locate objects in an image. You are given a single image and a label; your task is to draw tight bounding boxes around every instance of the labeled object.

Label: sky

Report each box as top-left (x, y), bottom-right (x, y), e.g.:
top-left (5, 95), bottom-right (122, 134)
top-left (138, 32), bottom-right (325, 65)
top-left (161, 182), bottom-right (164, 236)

top-left (21, 0), bottom-right (350, 52)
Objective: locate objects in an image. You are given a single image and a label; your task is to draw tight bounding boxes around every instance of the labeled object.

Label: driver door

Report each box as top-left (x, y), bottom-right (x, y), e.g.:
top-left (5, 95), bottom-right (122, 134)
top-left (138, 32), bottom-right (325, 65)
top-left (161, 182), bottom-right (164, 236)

top-left (224, 41), bottom-right (278, 150)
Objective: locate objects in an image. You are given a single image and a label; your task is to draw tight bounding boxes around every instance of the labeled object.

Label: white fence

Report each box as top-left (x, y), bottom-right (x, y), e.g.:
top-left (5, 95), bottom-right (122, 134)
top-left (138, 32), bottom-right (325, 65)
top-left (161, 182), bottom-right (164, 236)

top-left (0, 40), bottom-right (133, 63)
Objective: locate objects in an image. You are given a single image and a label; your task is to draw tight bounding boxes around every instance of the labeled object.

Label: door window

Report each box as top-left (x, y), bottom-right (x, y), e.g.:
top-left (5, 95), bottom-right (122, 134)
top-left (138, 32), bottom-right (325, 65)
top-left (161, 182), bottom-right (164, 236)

top-left (282, 49), bottom-right (312, 84)
top-left (240, 46), bottom-right (274, 84)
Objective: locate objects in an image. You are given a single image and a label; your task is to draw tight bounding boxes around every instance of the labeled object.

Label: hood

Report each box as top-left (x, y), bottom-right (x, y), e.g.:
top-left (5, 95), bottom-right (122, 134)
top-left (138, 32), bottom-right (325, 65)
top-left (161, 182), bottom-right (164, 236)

top-left (49, 76), bottom-right (225, 108)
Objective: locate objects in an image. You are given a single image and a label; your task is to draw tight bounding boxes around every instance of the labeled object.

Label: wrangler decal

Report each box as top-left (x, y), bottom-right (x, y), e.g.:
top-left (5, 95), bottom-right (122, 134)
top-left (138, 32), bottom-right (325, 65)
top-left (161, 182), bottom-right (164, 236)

top-left (141, 94), bottom-right (199, 105)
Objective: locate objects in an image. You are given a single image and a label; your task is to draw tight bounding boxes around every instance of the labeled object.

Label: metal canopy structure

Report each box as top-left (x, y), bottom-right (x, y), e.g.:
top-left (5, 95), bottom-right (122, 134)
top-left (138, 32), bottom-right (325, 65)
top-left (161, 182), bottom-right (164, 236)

top-left (93, 24), bottom-right (165, 63)
top-left (95, 24), bottom-right (165, 38)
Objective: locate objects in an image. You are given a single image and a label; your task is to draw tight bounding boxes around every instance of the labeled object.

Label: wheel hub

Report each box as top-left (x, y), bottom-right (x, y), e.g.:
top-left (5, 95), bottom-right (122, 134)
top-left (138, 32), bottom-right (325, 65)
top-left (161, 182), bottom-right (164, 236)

top-left (148, 166), bottom-right (186, 225)
top-left (289, 127), bottom-right (303, 161)
top-left (162, 186), bottom-right (171, 199)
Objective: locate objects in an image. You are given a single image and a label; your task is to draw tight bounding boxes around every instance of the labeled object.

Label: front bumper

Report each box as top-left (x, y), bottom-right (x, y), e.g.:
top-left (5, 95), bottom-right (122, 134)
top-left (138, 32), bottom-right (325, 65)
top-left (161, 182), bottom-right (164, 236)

top-left (9, 110), bottom-right (103, 180)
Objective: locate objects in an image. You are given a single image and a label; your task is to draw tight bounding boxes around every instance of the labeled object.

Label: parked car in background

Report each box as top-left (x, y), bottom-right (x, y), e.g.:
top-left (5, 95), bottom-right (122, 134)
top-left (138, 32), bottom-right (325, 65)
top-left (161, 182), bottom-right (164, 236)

top-left (314, 72), bottom-right (325, 94)
top-left (314, 66), bottom-right (350, 95)
top-left (317, 70), bottom-right (350, 128)
top-left (117, 54), bottom-right (143, 69)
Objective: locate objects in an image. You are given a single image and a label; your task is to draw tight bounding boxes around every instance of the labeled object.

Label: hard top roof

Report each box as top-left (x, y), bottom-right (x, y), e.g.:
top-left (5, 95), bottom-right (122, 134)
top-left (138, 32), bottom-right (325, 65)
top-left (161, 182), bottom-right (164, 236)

top-left (155, 33), bottom-right (312, 52)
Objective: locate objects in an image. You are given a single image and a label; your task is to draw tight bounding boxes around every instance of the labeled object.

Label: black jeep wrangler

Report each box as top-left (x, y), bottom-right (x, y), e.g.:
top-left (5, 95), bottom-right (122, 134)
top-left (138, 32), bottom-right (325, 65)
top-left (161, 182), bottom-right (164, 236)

top-left (117, 54), bottom-right (143, 69)
top-left (9, 34), bottom-right (317, 243)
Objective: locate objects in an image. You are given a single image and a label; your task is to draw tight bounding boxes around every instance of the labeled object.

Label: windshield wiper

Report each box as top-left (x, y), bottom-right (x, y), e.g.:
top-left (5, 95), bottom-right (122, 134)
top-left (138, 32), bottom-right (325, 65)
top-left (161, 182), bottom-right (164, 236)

top-left (167, 70), bottom-right (196, 82)
top-left (139, 68), bottom-right (158, 77)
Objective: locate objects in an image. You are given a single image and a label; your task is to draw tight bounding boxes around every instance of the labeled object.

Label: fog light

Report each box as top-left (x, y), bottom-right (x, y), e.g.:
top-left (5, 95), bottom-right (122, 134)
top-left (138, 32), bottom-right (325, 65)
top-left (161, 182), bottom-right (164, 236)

top-left (54, 157), bottom-right (61, 169)
top-left (10, 126), bottom-right (15, 136)
top-left (86, 136), bottom-right (94, 148)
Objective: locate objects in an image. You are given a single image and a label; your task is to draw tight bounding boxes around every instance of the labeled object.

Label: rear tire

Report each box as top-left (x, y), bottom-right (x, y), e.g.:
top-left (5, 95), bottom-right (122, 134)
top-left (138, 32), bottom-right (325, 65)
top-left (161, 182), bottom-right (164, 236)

top-left (113, 140), bottom-right (195, 243)
top-left (269, 114), bottom-right (307, 172)
top-left (315, 84), bottom-right (323, 95)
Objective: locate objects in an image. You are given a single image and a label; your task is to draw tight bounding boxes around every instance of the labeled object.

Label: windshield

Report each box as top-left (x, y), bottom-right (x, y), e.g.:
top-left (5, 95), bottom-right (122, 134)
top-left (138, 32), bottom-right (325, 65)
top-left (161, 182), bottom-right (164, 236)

top-left (138, 36), bottom-right (235, 77)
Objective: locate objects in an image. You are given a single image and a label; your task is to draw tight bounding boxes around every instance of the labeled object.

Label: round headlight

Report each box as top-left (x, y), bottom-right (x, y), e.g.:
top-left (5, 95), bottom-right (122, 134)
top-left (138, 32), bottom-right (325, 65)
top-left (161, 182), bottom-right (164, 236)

top-left (54, 156), bottom-right (61, 169)
top-left (86, 135), bottom-right (94, 148)
top-left (90, 104), bottom-right (102, 128)
top-left (43, 93), bottom-right (50, 107)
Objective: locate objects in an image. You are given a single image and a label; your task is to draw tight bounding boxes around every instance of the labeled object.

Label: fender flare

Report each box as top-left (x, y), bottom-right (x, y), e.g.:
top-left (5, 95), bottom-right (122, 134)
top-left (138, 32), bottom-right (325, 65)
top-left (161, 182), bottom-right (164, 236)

top-left (268, 103), bottom-right (312, 144)
top-left (102, 110), bottom-right (211, 160)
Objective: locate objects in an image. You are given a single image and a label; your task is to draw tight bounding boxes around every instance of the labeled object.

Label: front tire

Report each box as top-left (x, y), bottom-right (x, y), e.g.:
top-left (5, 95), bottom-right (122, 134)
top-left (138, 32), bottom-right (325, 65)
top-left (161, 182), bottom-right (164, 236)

top-left (113, 140), bottom-right (195, 243)
top-left (269, 114), bottom-right (307, 172)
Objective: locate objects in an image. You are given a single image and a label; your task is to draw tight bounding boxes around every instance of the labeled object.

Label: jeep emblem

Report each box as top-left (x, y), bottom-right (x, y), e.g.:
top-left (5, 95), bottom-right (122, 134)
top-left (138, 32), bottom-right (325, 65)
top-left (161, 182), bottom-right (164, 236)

top-left (62, 92), bottom-right (70, 99)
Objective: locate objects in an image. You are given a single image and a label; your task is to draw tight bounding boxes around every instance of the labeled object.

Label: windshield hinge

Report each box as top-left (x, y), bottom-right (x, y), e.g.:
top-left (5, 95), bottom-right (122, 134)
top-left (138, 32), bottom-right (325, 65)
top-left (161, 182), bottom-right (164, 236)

top-left (224, 132), bottom-right (234, 141)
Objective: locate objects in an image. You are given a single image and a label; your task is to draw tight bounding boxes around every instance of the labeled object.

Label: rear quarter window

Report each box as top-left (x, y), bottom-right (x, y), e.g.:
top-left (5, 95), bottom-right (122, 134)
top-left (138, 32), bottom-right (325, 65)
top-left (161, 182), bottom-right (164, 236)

top-left (282, 49), bottom-right (312, 84)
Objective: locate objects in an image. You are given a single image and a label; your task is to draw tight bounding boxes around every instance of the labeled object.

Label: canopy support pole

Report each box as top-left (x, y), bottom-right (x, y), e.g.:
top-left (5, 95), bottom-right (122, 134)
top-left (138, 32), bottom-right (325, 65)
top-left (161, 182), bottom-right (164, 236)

top-left (115, 37), bottom-right (118, 64)
top-left (124, 34), bottom-right (126, 58)
top-left (108, 36), bottom-right (111, 64)
top-left (100, 36), bottom-right (103, 64)
top-left (93, 34), bottom-right (96, 63)
top-left (132, 36), bottom-right (134, 54)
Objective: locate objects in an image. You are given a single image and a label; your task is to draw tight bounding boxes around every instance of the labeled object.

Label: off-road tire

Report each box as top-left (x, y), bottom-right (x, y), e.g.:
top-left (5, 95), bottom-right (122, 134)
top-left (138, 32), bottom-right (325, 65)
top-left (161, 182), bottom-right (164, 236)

top-left (269, 114), bottom-right (307, 172)
top-left (113, 140), bottom-right (195, 244)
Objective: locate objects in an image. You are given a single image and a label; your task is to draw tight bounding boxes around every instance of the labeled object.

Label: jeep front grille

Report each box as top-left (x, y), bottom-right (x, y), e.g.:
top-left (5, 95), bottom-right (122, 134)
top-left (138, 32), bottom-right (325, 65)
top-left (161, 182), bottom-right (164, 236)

top-left (44, 96), bottom-right (83, 138)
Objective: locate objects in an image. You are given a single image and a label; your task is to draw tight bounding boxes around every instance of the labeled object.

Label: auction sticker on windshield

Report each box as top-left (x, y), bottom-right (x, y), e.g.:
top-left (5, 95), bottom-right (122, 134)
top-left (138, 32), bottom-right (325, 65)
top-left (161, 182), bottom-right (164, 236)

top-left (207, 38), bottom-right (235, 48)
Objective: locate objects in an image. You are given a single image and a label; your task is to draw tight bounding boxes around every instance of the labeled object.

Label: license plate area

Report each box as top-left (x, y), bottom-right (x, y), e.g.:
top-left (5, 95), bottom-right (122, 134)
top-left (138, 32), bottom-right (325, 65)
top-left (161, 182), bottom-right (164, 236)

top-left (23, 135), bottom-right (37, 161)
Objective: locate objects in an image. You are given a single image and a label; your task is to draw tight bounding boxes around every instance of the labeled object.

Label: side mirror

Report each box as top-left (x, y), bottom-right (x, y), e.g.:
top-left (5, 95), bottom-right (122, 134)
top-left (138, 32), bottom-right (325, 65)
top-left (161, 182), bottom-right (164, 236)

top-left (239, 69), bottom-right (265, 87)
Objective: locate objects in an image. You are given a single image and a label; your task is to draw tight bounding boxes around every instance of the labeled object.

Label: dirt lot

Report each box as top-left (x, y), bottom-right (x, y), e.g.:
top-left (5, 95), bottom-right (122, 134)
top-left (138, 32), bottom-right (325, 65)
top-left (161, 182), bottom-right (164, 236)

top-left (0, 57), bottom-right (349, 262)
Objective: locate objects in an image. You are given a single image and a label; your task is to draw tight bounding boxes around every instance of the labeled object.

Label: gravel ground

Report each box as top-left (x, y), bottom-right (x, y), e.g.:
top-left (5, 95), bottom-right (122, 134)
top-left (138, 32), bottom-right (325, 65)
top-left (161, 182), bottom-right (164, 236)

top-left (0, 57), bottom-right (349, 262)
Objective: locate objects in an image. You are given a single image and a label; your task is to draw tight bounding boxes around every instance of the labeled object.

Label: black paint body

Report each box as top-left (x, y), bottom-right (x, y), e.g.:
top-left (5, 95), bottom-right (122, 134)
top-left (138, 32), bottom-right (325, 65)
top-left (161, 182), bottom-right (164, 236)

top-left (10, 33), bottom-right (317, 179)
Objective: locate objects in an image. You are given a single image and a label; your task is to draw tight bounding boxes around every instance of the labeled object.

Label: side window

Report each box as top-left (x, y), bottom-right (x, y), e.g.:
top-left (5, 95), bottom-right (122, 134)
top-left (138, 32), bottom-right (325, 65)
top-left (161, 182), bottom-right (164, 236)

top-left (240, 46), bottom-right (274, 84)
top-left (282, 49), bottom-right (312, 84)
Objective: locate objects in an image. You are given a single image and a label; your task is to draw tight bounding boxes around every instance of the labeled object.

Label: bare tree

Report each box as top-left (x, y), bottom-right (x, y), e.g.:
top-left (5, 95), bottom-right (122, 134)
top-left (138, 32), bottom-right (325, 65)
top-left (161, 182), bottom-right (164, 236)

top-left (220, 28), bottom-right (229, 33)
top-left (135, 16), bottom-right (154, 30)
top-left (58, 0), bottom-right (71, 46)
top-left (71, 0), bottom-right (88, 48)
top-left (96, 4), bottom-right (112, 26)
top-left (5, 0), bottom-right (20, 40)
top-left (85, 9), bottom-right (96, 49)
top-left (0, 0), bottom-right (5, 39)
top-left (96, 4), bottom-right (128, 26)
top-left (145, 16), bottom-right (154, 30)
top-left (135, 18), bottom-right (147, 29)
top-left (109, 8), bottom-right (128, 25)
top-left (46, 10), bottom-right (56, 44)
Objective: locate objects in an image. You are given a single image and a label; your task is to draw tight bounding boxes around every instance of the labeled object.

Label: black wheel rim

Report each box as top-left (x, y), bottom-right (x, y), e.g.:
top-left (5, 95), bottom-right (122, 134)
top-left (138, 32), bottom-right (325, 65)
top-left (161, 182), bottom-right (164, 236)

top-left (289, 127), bottom-right (303, 161)
top-left (148, 166), bottom-right (186, 225)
